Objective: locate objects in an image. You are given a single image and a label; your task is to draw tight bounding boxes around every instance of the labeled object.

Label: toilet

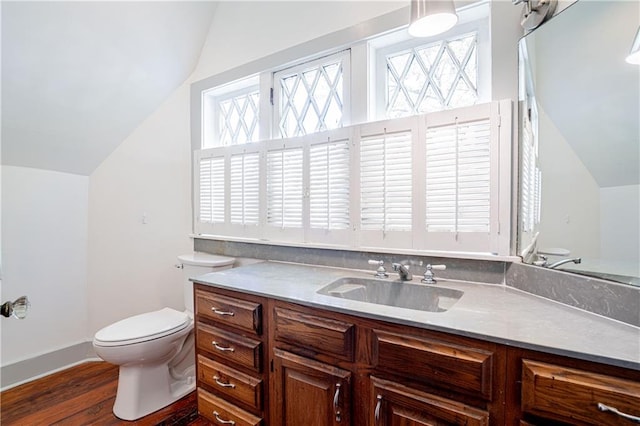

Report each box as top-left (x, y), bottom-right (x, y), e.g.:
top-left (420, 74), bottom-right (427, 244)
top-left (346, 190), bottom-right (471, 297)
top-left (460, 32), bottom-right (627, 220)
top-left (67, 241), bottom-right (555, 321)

top-left (92, 252), bottom-right (235, 421)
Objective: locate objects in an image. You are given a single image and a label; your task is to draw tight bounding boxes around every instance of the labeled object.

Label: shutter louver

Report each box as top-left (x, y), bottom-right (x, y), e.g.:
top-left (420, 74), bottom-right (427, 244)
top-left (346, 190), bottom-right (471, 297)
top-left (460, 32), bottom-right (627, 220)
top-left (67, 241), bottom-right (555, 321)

top-left (361, 131), bottom-right (412, 232)
top-left (267, 147), bottom-right (303, 228)
top-left (426, 119), bottom-right (490, 233)
top-left (199, 156), bottom-right (225, 223)
top-left (521, 115), bottom-right (541, 233)
top-left (310, 139), bottom-right (350, 230)
top-left (230, 152), bottom-right (260, 226)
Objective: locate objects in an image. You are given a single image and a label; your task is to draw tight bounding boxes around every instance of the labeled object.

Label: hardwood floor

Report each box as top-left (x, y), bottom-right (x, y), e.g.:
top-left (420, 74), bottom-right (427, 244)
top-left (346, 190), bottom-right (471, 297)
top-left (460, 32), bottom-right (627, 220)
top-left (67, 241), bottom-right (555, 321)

top-left (0, 361), bottom-right (212, 425)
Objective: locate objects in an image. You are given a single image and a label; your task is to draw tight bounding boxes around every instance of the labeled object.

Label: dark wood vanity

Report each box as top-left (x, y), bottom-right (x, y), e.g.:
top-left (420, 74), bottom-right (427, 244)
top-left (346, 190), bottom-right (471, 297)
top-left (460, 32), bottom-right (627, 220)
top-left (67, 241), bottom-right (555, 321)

top-left (193, 283), bottom-right (640, 425)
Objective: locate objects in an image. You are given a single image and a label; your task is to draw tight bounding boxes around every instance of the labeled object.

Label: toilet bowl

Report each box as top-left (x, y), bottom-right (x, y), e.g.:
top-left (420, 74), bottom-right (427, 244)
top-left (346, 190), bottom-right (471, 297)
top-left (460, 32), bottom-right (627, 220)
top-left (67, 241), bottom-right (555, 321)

top-left (92, 253), bottom-right (234, 421)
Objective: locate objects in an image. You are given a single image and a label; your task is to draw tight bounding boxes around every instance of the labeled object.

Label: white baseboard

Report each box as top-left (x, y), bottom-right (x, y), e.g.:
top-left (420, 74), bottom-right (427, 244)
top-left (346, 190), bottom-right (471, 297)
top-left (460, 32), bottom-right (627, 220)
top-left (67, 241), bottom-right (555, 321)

top-left (1, 341), bottom-right (100, 391)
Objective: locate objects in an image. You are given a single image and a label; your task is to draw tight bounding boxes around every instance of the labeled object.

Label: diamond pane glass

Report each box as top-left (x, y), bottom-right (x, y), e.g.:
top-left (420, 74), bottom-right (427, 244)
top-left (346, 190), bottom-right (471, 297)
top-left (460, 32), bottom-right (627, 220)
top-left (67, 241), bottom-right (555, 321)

top-left (278, 58), bottom-right (345, 138)
top-left (386, 33), bottom-right (478, 118)
top-left (217, 89), bottom-right (260, 146)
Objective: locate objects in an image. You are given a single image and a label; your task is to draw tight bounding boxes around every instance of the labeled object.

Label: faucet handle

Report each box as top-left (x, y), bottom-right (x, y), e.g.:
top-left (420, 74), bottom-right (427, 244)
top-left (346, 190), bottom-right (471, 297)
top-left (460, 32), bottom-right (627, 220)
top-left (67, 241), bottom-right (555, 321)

top-left (368, 260), bottom-right (388, 278)
top-left (422, 264), bottom-right (446, 284)
top-left (429, 264), bottom-right (446, 271)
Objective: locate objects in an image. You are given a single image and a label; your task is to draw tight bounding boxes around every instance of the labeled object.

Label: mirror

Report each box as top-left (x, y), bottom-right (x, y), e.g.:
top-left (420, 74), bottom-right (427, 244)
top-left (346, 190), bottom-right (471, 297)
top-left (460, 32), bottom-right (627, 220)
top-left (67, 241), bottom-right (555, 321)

top-left (518, 0), bottom-right (640, 286)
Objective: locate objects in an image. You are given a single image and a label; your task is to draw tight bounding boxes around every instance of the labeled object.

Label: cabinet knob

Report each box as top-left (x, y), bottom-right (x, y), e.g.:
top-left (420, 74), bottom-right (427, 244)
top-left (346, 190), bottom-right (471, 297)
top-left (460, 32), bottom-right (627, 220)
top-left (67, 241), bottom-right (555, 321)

top-left (597, 402), bottom-right (640, 422)
top-left (212, 411), bottom-right (235, 425)
top-left (211, 306), bottom-right (235, 316)
top-left (374, 394), bottom-right (383, 424)
top-left (333, 383), bottom-right (342, 422)
top-left (213, 375), bottom-right (236, 389)
top-left (211, 341), bottom-right (235, 352)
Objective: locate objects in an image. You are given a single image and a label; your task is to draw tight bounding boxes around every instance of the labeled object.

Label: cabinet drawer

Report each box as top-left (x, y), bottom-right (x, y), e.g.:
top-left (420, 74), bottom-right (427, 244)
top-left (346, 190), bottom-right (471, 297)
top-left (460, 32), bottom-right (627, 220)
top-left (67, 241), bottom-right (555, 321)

top-left (198, 388), bottom-right (262, 426)
top-left (196, 289), bottom-right (262, 335)
top-left (522, 360), bottom-right (640, 425)
top-left (373, 329), bottom-right (493, 400)
top-left (197, 323), bottom-right (262, 372)
top-left (274, 306), bottom-right (355, 361)
top-left (371, 376), bottom-right (489, 426)
top-left (198, 355), bottom-right (263, 411)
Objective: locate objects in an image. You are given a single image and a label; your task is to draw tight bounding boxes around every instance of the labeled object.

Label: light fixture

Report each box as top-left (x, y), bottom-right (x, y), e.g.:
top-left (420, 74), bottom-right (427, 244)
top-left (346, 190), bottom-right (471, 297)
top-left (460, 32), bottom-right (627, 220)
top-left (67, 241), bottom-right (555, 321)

top-left (625, 27), bottom-right (640, 65)
top-left (1, 296), bottom-right (30, 319)
top-left (408, 0), bottom-right (458, 38)
top-left (513, 0), bottom-right (557, 32)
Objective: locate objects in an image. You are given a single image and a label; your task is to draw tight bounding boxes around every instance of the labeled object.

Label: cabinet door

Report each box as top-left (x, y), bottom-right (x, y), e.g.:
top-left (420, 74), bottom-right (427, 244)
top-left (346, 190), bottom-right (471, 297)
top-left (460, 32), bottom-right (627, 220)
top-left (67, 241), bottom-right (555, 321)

top-left (272, 348), bottom-right (351, 426)
top-left (371, 376), bottom-right (489, 426)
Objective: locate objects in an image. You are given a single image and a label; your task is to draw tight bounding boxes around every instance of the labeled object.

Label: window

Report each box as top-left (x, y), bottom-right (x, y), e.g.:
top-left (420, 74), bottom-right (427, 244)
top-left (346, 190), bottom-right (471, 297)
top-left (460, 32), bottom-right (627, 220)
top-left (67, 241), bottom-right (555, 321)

top-left (372, 2), bottom-right (490, 120)
top-left (273, 51), bottom-right (350, 138)
top-left (384, 33), bottom-right (479, 118)
top-left (193, 1), bottom-right (510, 256)
top-left (202, 76), bottom-right (260, 148)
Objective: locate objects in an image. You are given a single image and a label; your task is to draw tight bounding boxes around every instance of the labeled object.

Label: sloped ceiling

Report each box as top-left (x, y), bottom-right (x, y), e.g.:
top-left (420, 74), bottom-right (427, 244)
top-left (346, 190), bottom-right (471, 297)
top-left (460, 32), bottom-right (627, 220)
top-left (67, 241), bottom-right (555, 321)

top-left (1, 1), bottom-right (218, 176)
top-left (529, 0), bottom-right (639, 188)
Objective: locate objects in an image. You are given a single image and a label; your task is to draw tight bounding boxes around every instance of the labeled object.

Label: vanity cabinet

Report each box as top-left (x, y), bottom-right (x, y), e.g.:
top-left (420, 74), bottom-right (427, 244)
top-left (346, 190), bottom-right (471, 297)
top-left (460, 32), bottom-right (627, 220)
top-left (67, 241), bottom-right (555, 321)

top-left (368, 325), bottom-right (503, 425)
top-left (194, 283), bottom-right (640, 426)
top-left (507, 348), bottom-right (640, 425)
top-left (272, 349), bottom-right (351, 425)
top-left (194, 285), bottom-right (269, 425)
top-left (371, 376), bottom-right (489, 426)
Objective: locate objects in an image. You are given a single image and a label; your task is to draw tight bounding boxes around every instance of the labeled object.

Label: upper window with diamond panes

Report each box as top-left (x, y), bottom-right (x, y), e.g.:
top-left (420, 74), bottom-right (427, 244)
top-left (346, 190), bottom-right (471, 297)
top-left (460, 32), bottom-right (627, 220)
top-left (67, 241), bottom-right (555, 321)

top-left (273, 51), bottom-right (350, 138)
top-left (202, 76), bottom-right (260, 148)
top-left (373, 2), bottom-right (489, 120)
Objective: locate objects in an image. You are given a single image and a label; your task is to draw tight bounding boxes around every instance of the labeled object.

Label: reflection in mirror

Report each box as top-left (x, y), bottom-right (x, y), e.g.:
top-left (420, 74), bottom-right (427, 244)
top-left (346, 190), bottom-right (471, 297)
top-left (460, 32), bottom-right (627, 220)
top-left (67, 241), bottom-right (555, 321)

top-left (518, 0), bottom-right (640, 286)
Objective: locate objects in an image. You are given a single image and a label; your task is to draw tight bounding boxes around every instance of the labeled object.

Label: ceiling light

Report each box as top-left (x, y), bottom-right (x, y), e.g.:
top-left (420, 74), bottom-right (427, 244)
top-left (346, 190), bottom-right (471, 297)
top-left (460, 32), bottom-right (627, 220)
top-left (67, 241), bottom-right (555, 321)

top-left (408, 0), bottom-right (458, 38)
top-left (626, 27), bottom-right (640, 65)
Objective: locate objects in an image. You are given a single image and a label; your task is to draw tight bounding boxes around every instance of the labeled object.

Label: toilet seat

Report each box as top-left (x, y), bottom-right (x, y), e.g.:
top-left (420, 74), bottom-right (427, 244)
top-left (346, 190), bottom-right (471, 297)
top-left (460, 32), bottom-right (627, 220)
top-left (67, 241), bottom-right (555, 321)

top-left (94, 308), bottom-right (190, 347)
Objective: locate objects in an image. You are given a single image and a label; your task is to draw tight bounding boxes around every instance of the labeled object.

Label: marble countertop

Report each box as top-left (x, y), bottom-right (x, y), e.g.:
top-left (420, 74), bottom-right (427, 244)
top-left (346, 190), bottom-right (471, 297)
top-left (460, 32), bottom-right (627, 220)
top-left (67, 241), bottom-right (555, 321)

top-left (193, 261), bottom-right (640, 371)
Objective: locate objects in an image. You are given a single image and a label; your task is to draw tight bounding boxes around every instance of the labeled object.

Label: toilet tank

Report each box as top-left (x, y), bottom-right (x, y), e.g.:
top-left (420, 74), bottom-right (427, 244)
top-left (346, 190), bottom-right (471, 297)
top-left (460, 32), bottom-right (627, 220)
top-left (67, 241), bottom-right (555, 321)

top-left (177, 253), bottom-right (235, 313)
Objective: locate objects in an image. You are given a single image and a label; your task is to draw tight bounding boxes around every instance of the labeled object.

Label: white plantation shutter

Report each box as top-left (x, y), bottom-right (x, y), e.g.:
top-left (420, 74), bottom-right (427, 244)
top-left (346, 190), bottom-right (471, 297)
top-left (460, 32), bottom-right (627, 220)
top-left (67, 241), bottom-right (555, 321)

top-left (309, 138), bottom-right (350, 230)
top-left (199, 155), bottom-right (225, 224)
top-left (193, 100), bottom-right (511, 255)
top-left (419, 101), bottom-right (510, 253)
top-left (361, 130), bottom-right (413, 232)
top-left (230, 152), bottom-right (260, 226)
top-left (267, 146), bottom-right (304, 229)
top-left (425, 119), bottom-right (491, 232)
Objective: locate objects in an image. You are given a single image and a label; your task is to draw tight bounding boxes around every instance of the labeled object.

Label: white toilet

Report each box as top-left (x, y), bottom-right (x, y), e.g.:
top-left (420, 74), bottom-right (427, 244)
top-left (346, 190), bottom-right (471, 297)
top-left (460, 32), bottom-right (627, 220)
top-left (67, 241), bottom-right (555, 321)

top-left (92, 252), bottom-right (235, 421)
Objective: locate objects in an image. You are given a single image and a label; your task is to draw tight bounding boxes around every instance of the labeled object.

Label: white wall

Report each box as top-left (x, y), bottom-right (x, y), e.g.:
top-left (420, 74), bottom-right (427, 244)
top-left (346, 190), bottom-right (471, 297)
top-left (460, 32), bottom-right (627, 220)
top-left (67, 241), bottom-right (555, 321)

top-left (600, 185), bottom-right (640, 262)
top-left (87, 82), bottom-right (194, 333)
top-left (86, 1), bottom-right (407, 335)
top-left (1, 166), bottom-right (89, 364)
top-left (537, 106), bottom-right (600, 258)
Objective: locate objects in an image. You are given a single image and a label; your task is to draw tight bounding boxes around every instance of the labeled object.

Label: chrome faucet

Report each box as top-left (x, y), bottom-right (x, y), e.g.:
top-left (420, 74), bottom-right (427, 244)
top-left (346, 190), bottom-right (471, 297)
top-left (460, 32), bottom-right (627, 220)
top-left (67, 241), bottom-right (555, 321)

top-left (547, 258), bottom-right (582, 269)
top-left (392, 263), bottom-right (412, 281)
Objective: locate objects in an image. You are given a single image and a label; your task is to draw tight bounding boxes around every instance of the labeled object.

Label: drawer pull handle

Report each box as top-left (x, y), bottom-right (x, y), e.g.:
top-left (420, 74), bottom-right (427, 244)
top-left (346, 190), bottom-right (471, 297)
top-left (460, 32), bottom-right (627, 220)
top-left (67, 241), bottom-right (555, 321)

top-left (211, 306), bottom-right (235, 316)
top-left (333, 383), bottom-right (342, 422)
top-left (211, 341), bottom-right (235, 352)
top-left (212, 410), bottom-right (235, 425)
top-left (598, 402), bottom-right (640, 423)
top-left (213, 375), bottom-right (236, 389)
top-left (374, 394), bottom-right (382, 424)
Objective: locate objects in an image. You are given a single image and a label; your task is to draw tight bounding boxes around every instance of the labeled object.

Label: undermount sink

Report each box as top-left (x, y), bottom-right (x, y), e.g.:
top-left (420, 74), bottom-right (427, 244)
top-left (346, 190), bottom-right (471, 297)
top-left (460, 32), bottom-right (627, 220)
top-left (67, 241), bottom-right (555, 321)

top-left (317, 277), bottom-right (463, 313)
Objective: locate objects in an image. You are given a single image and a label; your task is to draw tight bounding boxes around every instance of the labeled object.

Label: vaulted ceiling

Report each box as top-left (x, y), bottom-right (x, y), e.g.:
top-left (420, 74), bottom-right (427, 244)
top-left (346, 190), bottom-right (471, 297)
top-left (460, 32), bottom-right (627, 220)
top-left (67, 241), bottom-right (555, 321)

top-left (1, 1), bottom-right (218, 176)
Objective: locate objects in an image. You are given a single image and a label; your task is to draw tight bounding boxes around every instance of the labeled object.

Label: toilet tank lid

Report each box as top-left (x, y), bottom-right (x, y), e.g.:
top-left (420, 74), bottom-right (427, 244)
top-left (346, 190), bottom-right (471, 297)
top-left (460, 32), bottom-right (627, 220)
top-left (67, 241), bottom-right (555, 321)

top-left (178, 252), bottom-right (235, 267)
top-left (94, 307), bottom-right (190, 344)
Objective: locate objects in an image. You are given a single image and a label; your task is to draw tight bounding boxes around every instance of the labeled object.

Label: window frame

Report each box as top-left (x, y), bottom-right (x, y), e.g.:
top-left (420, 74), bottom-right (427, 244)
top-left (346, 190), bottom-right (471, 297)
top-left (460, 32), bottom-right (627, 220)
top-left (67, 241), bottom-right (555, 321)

top-left (272, 50), bottom-right (352, 139)
top-left (372, 11), bottom-right (490, 121)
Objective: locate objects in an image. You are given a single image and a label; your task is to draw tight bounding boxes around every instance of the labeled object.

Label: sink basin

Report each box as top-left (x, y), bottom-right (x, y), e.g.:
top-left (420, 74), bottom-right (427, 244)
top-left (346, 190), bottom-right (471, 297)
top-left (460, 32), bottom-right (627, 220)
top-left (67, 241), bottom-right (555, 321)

top-left (317, 277), bottom-right (463, 313)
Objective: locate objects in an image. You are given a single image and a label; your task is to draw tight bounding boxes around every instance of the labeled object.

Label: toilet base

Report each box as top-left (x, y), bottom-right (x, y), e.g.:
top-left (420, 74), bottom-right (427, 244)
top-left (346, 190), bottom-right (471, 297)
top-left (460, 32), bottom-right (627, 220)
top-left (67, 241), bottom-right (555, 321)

top-left (113, 362), bottom-right (196, 421)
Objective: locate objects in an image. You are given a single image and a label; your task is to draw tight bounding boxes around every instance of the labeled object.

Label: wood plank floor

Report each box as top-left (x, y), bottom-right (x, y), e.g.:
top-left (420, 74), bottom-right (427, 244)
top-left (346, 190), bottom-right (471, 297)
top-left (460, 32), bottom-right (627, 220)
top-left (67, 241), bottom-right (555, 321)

top-left (0, 361), bottom-right (213, 425)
